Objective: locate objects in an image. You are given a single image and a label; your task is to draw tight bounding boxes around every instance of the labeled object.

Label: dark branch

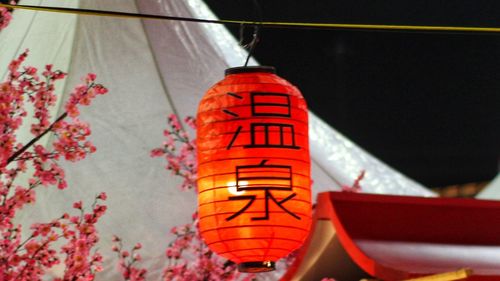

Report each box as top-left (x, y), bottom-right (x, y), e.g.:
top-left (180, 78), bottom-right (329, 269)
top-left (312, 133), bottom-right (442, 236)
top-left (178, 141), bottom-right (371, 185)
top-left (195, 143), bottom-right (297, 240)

top-left (6, 112), bottom-right (67, 165)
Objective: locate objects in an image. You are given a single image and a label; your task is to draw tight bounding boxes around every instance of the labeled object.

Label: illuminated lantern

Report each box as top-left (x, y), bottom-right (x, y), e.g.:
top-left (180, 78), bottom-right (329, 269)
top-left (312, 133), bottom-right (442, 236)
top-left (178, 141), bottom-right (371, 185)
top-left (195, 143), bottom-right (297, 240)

top-left (197, 66), bottom-right (312, 272)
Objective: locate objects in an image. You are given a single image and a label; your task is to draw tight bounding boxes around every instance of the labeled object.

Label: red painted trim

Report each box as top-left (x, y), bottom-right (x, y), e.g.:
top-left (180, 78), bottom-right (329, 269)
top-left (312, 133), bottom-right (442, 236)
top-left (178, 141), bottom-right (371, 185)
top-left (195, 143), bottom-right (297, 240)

top-left (328, 192), bottom-right (500, 280)
top-left (325, 192), bottom-right (409, 280)
top-left (283, 191), bottom-right (500, 280)
top-left (327, 192), bottom-right (500, 245)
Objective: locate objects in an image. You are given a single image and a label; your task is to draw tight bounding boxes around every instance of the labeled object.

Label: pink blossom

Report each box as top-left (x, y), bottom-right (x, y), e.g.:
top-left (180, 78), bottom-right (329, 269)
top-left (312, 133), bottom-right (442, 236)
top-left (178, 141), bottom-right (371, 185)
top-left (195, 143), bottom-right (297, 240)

top-left (132, 253), bottom-right (142, 261)
top-left (73, 201), bottom-right (82, 209)
top-left (64, 74), bottom-right (108, 118)
top-left (150, 148), bottom-right (165, 157)
top-left (341, 170), bottom-right (365, 193)
top-left (0, 7), bottom-right (13, 31)
top-left (168, 114), bottom-right (181, 131)
top-left (112, 236), bottom-right (148, 281)
top-left (97, 192), bottom-right (107, 200)
top-left (183, 116), bottom-right (196, 130)
top-left (151, 115), bottom-right (197, 191)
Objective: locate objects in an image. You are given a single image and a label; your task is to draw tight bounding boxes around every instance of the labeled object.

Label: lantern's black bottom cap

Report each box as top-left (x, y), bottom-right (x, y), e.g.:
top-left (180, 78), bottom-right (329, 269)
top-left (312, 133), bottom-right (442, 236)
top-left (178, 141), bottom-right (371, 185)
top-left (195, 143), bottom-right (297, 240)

top-left (238, 261), bottom-right (275, 273)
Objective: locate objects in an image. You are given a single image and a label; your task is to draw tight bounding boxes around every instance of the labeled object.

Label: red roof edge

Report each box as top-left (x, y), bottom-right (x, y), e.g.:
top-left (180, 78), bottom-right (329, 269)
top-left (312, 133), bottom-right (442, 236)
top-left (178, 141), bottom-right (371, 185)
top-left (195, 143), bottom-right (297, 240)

top-left (283, 191), bottom-right (500, 281)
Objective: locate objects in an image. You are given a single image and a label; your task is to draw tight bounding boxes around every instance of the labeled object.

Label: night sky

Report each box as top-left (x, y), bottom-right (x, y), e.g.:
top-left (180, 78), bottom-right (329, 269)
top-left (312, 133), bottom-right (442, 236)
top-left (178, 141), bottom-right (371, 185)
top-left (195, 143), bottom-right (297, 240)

top-left (205, 0), bottom-right (500, 187)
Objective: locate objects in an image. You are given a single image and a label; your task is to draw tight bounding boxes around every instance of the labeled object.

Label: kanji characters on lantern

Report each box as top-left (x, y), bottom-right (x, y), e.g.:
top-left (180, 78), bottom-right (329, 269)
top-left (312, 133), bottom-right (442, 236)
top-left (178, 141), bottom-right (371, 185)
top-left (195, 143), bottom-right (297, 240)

top-left (226, 160), bottom-right (298, 222)
top-left (197, 66), bottom-right (311, 272)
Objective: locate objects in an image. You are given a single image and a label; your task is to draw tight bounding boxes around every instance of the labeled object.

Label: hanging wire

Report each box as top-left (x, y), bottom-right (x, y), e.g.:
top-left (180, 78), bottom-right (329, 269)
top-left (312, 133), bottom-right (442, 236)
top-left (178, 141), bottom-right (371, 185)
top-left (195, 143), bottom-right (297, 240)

top-left (3, 3), bottom-right (500, 35)
top-left (238, 24), bottom-right (245, 46)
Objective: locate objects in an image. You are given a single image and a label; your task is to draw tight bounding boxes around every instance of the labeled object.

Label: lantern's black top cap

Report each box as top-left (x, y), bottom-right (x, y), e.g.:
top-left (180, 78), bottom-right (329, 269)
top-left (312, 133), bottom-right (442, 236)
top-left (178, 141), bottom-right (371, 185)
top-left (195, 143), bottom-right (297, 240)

top-left (225, 66), bottom-right (276, 76)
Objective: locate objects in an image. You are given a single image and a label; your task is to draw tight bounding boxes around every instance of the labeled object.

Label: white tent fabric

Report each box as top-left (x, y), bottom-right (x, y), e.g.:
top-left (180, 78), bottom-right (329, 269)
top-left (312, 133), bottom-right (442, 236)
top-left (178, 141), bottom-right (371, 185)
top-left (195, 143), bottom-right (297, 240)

top-left (476, 173), bottom-right (500, 199)
top-left (0, 0), bottom-right (434, 279)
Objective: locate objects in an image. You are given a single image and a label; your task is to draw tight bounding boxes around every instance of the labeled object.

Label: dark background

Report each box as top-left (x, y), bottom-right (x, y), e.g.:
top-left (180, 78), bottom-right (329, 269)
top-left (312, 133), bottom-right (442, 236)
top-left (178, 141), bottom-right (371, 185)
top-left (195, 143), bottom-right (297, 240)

top-left (205, 0), bottom-right (499, 187)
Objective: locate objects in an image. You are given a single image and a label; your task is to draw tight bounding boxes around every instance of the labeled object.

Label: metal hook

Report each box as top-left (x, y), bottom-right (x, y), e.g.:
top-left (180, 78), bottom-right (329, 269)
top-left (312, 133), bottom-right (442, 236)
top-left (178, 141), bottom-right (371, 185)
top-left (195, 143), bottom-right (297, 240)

top-left (239, 24), bottom-right (259, 48)
top-left (239, 23), bottom-right (260, 66)
top-left (241, 0), bottom-right (262, 67)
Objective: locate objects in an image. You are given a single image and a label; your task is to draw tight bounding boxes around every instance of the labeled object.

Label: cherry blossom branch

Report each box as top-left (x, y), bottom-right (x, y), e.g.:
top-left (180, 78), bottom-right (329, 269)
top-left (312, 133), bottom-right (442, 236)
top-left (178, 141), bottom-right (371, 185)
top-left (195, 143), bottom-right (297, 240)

top-left (7, 76), bottom-right (102, 166)
top-left (149, 115), bottom-right (255, 281)
top-left (112, 236), bottom-right (147, 281)
top-left (6, 112), bottom-right (67, 164)
top-left (0, 51), bottom-right (108, 280)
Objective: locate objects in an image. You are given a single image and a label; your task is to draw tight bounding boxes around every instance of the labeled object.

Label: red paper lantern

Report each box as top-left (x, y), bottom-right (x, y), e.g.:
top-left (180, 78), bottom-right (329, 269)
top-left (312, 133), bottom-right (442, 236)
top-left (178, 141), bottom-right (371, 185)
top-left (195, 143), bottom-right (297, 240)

top-left (197, 66), bottom-right (312, 272)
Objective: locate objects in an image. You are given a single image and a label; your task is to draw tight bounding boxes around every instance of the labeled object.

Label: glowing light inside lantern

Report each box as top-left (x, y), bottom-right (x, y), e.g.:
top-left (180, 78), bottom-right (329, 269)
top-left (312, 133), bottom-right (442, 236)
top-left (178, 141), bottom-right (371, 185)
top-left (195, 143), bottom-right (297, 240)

top-left (227, 181), bottom-right (247, 196)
